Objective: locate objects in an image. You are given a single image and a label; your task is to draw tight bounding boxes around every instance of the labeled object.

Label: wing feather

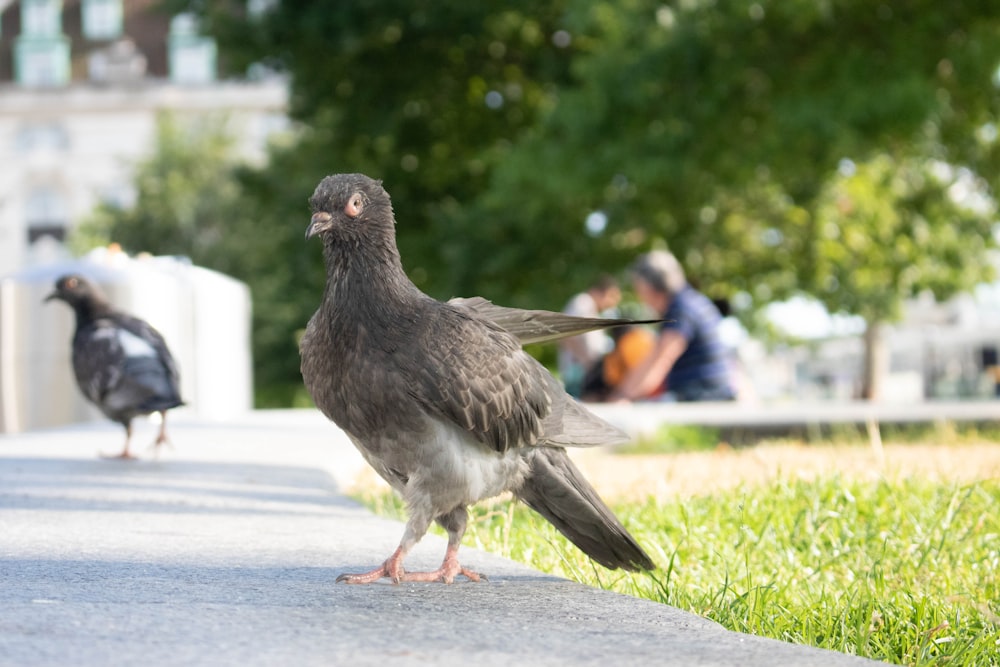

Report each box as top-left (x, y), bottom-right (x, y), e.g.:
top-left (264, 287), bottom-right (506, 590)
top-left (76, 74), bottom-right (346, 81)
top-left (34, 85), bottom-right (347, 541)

top-left (448, 296), bottom-right (660, 345)
top-left (72, 324), bottom-right (125, 405)
top-left (112, 313), bottom-right (181, 391)
top-left (403, 303), bottom-right (627, 452)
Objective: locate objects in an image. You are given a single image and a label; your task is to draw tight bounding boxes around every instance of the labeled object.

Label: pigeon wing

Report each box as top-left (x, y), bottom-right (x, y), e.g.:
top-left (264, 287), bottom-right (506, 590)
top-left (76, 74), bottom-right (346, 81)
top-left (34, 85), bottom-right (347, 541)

top-left (404, 306), bottom-right (549, 453)
top-left (71, 323), bottom-right (126, 406)
top-left (107, 314), bottom-right (183, 411)
top-left (113, 314), bottom-right (181, 389)
top-left (405, 303), bottom-right (628, 453)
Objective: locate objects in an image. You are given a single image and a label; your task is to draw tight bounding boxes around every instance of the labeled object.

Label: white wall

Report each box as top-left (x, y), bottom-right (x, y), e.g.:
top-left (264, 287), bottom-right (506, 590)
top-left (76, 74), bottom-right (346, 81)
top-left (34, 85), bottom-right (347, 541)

top-left (0, 79), bottom-right (288, 273)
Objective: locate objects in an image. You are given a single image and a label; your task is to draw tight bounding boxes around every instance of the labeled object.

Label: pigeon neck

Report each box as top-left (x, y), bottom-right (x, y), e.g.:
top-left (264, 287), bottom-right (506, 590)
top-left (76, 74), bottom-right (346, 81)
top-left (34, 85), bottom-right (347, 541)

top-left (71, 298), bottom-right (114, 328)
top-left (322, 237), bottom-right (419, 308)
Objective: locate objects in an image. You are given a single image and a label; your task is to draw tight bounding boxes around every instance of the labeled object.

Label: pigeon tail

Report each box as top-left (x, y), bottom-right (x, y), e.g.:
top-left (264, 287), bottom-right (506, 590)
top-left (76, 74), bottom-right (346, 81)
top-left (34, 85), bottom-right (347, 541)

top-left (113, 356), bottom-right (184, 413)
top-left (515, 448), bottom-right (655, 572)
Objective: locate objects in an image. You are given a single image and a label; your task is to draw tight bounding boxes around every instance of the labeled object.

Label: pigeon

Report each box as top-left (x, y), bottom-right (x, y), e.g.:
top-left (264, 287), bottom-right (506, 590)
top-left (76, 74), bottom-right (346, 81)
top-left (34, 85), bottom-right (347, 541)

top-left (45, 274), bottom-right (184, 459)
top-left (300, 173), bottom-right (655, 584)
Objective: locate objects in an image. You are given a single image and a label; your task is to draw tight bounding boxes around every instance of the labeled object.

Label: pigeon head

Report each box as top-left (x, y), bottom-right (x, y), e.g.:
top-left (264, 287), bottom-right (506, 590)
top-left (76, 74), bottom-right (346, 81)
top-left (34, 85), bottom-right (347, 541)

top-left (305, 173), bottom-right (395, 244)
top-left (45, 274), bottom-right (112, 322)
top-left (45, 274), bottom-right (103, 306)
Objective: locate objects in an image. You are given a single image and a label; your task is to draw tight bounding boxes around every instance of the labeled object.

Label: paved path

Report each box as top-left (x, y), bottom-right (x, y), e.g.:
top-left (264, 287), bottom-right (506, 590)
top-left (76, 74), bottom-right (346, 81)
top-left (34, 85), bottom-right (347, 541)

top-left (1, 411), bottom-right (883, 666)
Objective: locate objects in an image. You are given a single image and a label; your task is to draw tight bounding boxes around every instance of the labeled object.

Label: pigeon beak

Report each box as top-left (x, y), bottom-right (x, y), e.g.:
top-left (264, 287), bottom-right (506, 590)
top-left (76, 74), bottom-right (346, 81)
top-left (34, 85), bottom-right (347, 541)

top-left (306, 211), bottom-right (334, 239)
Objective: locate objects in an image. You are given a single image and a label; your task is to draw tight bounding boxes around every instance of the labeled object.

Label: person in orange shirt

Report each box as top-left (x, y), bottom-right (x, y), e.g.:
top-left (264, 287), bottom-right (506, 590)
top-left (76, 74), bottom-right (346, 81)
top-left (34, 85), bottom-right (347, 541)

top-left (580, 322), bottom-right (657, 401)
top-left (602, 326), bottom-right (657, 393)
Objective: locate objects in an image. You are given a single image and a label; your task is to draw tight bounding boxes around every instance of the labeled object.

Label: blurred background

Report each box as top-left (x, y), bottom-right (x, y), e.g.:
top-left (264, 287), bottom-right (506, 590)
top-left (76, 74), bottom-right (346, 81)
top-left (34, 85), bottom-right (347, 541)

top-left (1, 0), bottom-right (999, 429)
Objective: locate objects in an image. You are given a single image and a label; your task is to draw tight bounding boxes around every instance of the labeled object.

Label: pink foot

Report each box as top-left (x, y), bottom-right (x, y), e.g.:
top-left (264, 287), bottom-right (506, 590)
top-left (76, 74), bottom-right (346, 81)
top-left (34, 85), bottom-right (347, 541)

top-left (336, 565), bottom-right (393, 584)
top-left (399, 562), bottom-right (484, 584)
top-left (335, 551), bottom-right (484, 584)
top-left (337, 550), bottom-right (406, 584)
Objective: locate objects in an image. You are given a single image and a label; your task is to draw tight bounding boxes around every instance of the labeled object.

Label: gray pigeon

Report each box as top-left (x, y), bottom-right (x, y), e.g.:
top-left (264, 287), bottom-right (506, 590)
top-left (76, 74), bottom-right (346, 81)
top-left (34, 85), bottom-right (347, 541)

top-left (45, 274), bottom-right (183, 459)
top-left (300, 173), bottom-right (655, 584)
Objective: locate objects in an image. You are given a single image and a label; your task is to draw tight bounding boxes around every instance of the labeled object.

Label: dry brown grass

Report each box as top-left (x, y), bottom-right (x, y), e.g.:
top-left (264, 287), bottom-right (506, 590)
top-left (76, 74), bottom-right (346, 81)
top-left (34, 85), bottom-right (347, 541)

top-left (569, 439), bottom-right (1000, 502)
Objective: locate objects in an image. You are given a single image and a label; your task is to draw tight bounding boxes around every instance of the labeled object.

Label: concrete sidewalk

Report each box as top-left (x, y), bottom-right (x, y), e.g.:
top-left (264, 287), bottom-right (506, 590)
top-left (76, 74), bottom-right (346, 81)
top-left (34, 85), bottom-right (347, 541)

top-left (1, 411), bottom-right (882, 666)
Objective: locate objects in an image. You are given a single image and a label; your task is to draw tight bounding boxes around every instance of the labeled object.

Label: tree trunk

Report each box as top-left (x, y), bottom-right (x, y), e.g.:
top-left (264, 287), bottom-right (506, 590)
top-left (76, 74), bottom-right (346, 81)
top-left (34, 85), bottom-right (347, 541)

top-left (860, 320), bottom-right (888, 401)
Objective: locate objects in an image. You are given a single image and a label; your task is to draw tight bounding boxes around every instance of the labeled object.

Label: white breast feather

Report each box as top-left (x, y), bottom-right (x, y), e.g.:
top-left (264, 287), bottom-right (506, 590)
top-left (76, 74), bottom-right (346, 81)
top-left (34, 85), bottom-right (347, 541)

top-left (424, 419), bottom-right (526, 505)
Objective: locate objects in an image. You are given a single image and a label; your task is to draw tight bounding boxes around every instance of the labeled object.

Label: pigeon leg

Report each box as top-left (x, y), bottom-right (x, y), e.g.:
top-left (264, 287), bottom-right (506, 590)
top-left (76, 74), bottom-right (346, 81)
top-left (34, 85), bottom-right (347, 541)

top-left (398, 507), bottom-right (483, 584)
top-left (148, 411), bottom-right (174, 457)
top-left (337, 510), bottom-right (436, 584)
top-left (102, 421), bottom-right (138, 460)
top-left (336, 508), bottom-right (482, 584)
top-left (337, 498), bottom-right (437, 584)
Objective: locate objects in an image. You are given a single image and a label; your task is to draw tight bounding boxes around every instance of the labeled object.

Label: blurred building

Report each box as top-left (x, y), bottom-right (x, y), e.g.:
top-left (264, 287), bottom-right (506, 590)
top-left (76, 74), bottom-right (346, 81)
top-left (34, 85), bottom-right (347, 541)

top-left (741, 278), bottom-right (1000, 403)
top-left (0, 0), bottom-right (288, 272)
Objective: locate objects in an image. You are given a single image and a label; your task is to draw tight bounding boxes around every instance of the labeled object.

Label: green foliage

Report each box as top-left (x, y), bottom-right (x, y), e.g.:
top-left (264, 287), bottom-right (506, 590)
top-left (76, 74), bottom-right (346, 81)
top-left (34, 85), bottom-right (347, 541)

top-left (192, 0), bottom-right (577, 301)
top-left (478, 0), bottom-right (1000, 319)
top-left (813, 154), bottom-right (996, 323)
top-left (357, 474), bottom-right (1000, 665)
top-left (213, 135), bottom-right (330, 406)
top-left (74, 114), bottom-right (243, 271)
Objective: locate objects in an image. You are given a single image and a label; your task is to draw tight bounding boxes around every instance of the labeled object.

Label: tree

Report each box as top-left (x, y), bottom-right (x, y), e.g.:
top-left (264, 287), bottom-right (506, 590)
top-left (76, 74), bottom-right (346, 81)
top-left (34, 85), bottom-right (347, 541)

top-left (470, 0), bottom-right (1000, 398)
top-left (189, 0), bottom-right (578, 295)
top-left (813, 154), bottom-right (996, 398)
top-left (75, 113), bottom-right (244, 273)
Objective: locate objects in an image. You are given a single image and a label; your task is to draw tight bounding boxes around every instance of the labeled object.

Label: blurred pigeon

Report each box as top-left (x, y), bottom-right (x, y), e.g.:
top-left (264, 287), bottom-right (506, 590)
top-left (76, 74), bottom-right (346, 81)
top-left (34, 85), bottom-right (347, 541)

top-left (45, 275), bottom-right (183, 459)
top-left (300, 173), bottom-right (655, 584)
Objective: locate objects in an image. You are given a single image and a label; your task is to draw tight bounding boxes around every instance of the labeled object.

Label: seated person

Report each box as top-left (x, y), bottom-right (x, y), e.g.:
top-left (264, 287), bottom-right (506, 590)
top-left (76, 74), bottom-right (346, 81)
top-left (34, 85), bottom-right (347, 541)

top-left (609, 250), bottom-right (735, 402)
top-left (580, 324), bottom-right (656, 401)
top-left (557, 275), bottom-right (621, 397)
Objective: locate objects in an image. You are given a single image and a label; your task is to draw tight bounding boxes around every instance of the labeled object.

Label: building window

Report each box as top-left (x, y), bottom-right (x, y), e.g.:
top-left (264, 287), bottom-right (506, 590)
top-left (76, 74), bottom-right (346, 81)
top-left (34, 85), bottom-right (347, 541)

top-left (168, 13), bottom-right (217, 85)
top-left (82, 0), bottom-right (123, 40)
top-left (26, 186), bottom-right (69, 243)
top-left (14, 36), bottom-right (71, 86)
top-left (21, 0), bottom-right (61, 37)
top-left (15, 0), bottom-right (69, 86)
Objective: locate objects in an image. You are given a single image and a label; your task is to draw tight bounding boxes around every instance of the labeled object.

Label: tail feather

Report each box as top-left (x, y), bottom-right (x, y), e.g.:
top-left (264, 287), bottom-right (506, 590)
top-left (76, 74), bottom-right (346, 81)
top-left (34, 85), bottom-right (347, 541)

top-left (516, 448), bottom-right (655, 572)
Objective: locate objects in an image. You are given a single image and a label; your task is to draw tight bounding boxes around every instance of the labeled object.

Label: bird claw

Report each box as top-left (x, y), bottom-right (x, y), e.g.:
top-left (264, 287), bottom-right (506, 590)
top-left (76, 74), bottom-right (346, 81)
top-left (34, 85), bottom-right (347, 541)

top-left (336, 563), bottom-right (399, 584)
top-left (147, 438), bottom-right (173, 458)
top-left (335, 559), bottom-right (484, 584)
top-left (100, 450), bottom-right (139, 460)
top-left (399, 565), bottom-right (484, 584)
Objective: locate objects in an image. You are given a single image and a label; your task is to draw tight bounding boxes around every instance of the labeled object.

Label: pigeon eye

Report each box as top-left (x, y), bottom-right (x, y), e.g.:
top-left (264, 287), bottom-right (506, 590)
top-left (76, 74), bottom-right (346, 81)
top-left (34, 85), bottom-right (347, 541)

top-left (66, 277), bottom-right (78, 289)
top-left (344, 195), bottom-right (364, 218)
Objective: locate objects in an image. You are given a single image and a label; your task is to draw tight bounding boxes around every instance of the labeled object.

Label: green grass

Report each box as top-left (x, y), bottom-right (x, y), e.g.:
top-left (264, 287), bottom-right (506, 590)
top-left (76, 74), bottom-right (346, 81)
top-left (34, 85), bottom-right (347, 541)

top-left (617, 420), bottom-right (1000, 454)
top-left (356, 474), bottom-right (1000, 666)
